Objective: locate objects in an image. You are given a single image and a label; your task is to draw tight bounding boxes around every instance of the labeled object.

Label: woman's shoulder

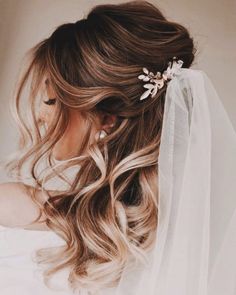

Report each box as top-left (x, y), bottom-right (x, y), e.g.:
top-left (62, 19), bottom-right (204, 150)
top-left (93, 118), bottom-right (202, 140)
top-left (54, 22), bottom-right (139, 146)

top-left (0, 182), bottom-right (50, 231)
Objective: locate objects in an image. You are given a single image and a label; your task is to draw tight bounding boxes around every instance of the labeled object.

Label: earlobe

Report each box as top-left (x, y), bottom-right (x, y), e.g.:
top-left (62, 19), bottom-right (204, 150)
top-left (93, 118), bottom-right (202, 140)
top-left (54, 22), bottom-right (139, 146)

top-left (101, 113), bottom-right (117, 132)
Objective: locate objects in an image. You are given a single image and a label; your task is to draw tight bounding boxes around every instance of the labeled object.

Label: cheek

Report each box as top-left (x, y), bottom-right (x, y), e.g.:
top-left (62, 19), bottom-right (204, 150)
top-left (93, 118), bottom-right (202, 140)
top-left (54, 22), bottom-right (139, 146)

top-left (38, 103), bottom-right (56, 126)
top-left (64, 111), bottom-right (88, 141)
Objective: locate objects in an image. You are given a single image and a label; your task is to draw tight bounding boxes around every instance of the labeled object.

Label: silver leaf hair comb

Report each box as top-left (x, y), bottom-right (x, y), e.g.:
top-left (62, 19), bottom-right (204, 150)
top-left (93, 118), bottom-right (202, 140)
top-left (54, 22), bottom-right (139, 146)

top-left (138, 57), bottom-right (184, 101)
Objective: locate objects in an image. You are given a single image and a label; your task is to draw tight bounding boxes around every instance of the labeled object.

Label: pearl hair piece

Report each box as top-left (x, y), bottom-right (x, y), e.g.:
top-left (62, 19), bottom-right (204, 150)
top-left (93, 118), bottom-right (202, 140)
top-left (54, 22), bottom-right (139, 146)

top-left (138, 57), bottom-right (184, 101)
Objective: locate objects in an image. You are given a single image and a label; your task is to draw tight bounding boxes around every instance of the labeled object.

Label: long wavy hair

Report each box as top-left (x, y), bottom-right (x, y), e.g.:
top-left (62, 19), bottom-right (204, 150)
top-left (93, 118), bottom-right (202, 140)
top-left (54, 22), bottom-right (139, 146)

top-left (3, 0), bottom-right (196, 293)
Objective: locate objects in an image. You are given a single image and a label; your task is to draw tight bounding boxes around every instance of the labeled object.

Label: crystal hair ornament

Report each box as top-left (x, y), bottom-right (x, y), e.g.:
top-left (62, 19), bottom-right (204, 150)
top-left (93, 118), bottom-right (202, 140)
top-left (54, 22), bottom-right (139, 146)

top-left (138, 57), bottom-right (184, 101)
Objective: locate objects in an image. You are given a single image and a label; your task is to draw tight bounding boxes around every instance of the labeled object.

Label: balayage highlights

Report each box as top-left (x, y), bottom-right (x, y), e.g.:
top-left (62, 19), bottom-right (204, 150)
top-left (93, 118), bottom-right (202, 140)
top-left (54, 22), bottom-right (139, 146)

top-left (4, 1), bottom-right (196, 293)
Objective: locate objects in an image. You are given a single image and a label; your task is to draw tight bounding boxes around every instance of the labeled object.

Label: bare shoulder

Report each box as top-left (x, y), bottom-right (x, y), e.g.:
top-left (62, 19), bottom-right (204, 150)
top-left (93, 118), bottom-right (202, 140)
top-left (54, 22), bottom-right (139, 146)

top-left (0, 182), bottom-right (50, 231)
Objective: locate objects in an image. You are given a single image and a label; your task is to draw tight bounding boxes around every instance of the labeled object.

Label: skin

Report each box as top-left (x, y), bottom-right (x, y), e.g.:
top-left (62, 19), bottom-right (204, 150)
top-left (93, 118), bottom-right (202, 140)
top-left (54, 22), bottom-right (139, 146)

top-left (0, 78), bottom-right (117, 230)
top-left (39, 78), bottom-right (117, 160)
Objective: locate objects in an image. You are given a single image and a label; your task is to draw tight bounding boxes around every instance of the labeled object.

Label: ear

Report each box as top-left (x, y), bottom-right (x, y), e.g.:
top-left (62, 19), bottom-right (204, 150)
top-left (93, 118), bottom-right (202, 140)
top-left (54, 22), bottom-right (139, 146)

top-left (100, 113), bottom-right (117, 133)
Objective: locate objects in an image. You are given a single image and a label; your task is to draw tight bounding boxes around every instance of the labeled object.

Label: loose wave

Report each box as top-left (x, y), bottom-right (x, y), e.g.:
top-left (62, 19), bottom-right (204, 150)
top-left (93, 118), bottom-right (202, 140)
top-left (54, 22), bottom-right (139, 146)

top-left (3, 0), bottom-right (196, 293)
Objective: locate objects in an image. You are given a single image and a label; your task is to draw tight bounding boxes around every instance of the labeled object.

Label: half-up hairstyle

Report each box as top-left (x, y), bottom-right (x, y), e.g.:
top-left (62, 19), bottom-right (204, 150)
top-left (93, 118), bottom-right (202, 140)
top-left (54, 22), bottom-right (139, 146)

top-left (3, 0), bottom-right (196, 293)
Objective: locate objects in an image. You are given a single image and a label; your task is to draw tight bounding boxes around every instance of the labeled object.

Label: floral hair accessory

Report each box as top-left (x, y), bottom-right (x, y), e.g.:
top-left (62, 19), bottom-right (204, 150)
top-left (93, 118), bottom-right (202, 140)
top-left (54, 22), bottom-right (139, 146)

top-left (138, 57), bottom-right (184, 101)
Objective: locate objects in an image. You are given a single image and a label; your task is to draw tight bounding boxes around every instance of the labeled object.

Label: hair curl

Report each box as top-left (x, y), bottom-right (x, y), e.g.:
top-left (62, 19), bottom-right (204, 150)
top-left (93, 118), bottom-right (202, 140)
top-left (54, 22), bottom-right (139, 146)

top-left (4, 0), bottom-right (196, 293)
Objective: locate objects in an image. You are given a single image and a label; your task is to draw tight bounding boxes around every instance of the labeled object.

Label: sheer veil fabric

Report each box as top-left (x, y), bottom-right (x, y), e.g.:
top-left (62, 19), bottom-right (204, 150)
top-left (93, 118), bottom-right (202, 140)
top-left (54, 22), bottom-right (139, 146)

top-left (113, 68), bottom-right (236, 295)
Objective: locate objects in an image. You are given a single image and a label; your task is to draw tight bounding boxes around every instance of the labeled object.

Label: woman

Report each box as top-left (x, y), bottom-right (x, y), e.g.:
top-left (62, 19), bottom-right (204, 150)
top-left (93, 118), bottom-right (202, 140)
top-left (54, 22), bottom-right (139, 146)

top-left (0, 1), bottom-right (235, 294)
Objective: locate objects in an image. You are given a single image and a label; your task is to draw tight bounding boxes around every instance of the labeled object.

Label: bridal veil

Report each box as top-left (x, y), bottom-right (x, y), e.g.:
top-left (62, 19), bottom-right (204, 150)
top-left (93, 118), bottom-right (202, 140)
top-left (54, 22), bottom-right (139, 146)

top-left (113, 68), bottom-right (236, 295)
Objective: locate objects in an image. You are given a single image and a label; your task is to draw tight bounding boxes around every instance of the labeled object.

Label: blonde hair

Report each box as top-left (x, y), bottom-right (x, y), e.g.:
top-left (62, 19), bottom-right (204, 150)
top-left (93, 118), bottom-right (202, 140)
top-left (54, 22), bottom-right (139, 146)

top-left (4, 0), bottom-right (196, 293)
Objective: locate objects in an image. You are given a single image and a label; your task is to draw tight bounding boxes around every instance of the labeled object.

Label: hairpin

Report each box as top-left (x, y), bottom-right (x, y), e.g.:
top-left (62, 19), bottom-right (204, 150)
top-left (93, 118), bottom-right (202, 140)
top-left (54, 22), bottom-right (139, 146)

top-left (138, 57), bottom-right (184, 101)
